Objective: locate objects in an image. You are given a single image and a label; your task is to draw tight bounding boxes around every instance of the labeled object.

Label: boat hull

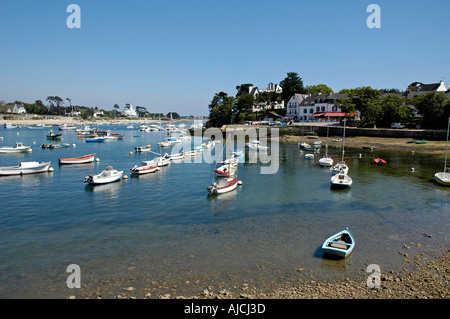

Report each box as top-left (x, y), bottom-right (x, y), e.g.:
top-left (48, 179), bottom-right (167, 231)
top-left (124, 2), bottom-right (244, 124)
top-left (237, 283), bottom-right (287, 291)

top-left (322, 229), bottom-right (355, 258)
top-left (319, 157), bottom-right (333, 167)
top-left (0, 161), bottom-right (51, 175)
top-left (84, 170), bottom-right (123, 184)
top-left (130, 164), bottom-right (158, 175)
top-left (330, 173), bottom-right (352, 188)
top-left (59, 154), bottom-right (96, 165)
top-left (207, 176), bottom-right (239, 195)
top-left (434, 172), bottom-right (450, 186)
top-left (0, 146), bottom-right (31, 153)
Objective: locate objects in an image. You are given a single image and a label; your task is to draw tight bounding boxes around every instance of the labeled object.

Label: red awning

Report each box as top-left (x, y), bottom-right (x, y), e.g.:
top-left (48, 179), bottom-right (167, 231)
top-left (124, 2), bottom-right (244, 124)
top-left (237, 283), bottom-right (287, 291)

top-left (311, 112), bottom-right (325, 117)
top-left (323, 112), bottom-right (346, 117)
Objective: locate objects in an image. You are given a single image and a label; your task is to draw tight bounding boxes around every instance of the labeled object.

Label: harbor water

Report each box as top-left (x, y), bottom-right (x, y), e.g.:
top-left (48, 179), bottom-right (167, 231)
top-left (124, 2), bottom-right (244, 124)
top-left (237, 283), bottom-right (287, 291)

top-left (0, 124), bottom-right (448, 298)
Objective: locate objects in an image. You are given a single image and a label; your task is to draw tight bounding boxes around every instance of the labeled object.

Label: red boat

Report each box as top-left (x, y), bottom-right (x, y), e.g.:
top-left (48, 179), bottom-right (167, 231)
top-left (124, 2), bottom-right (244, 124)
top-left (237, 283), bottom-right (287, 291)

top-left (374, 158), bottom-right (387, 165)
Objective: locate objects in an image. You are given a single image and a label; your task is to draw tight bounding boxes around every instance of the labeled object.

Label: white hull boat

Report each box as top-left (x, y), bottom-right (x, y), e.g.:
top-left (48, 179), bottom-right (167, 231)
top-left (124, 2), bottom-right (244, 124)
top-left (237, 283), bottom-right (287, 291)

top-left (59, 153), bottom-right (96, 165)
top-left (130, 162), bottom-right (159, 175)
top-left (0, 161), bottom-right (51, 175)
top-left (167, 152), bottom-right (184, 160)
top-left (135, 144), bottom-right (152, 152)
top-left (0, 142), bottom-right (31, 153)
top-left (207, 175), bottom-right (239, 195)
top-left (319, 156), bottom-right (333, 167)
top-left (330, 170), bottom-right (353, 188)
top-left (84, 166), bottom-right (123, 184)
top-left (331, 162), bottom-right (348, 175)
top-left (435, 117), bottom-right (450, 186)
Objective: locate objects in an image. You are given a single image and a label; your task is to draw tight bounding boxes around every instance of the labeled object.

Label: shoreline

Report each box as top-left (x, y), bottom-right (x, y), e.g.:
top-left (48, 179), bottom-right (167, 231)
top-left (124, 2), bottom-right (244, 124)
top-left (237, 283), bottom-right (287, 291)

top-left (69, 246), bottom-right (449, 299)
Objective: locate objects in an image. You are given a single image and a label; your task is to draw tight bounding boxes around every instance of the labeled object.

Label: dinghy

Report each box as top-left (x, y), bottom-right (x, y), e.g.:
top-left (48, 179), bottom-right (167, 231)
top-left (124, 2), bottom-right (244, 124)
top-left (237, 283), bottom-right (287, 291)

top-left (322, 228), bottom-right (355, 258)
top-left (0, 161), bottom-right (51, 175)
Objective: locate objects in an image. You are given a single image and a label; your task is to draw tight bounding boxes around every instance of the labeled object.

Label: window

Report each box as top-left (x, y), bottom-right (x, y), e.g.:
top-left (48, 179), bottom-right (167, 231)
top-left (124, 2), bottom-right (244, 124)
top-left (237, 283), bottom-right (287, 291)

top-left (316, 107), bottom-right (320, 112)
top-left (321, 106), bottom-right (325, 112)
top-left (310, 108), bottom-right (313, 114)
top-left (303, 109), bottom-right (307, 114)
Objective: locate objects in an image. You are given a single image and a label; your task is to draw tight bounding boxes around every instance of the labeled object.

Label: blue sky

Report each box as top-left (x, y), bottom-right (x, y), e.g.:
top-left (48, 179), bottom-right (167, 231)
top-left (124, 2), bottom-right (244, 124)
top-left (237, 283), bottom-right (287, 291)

top-left (0, 0), bottom-right (449, 115)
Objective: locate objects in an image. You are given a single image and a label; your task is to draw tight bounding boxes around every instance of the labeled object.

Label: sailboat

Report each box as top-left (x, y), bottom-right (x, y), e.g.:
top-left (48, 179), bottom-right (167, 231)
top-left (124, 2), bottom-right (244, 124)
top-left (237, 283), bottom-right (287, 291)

top-left (331, 119), bottom-right (349, 175)
top-left (434, 117), bottom-right (450, 186)
top-left (319, 126), bottom-right (333, 167)
top-left (330, 119), bottom-right (352, 188)
top-left (207, 136), bottom-right (241, 195)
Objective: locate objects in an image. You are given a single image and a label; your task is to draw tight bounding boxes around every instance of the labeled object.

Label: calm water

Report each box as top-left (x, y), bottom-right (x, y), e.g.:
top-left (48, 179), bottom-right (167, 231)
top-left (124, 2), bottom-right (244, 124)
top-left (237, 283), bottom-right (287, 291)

top-left (0, 124), bottom-right (448, 298)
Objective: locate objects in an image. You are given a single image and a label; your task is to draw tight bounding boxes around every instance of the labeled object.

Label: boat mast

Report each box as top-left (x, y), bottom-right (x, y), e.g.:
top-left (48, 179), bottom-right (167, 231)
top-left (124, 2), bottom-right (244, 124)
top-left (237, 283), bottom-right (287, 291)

top-left (444, 117), bottom-right (449, 172)
top-left (341, 118), bottom-right (346, 163)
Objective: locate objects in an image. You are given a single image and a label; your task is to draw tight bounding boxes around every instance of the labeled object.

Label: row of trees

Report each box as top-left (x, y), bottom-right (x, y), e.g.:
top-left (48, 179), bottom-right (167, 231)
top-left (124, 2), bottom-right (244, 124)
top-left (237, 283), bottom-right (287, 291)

top-left (208, 72), bottom-right (450, 129)
top-left (336, 88), bottom-right (450, 129)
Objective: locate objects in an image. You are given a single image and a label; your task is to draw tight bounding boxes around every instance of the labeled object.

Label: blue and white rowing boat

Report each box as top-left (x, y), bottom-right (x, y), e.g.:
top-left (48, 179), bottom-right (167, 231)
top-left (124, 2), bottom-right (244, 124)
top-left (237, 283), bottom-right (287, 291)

top-left (321, 228), bottom-right (355, 258)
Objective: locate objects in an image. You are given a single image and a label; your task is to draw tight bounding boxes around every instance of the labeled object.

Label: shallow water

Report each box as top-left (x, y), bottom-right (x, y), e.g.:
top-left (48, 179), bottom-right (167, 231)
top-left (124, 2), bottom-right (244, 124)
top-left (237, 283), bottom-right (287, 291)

top-left (0, 125), bottom-right (448, 298)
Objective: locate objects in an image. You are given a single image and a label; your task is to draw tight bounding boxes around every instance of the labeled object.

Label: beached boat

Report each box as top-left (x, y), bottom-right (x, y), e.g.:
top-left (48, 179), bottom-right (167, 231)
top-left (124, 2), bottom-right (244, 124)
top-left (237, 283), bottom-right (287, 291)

top-left (134, 144), bottom-right (152, 152)
top-left (321, 228), bottom-right (355, 258)
top-left (374, 158), bottom-right (387, 165)
top-left (0, 142), bottom-right (31, 153)
top-left (434, 117), bottom-right (450, 186)
top-left (330, 170), bottom-right (353, 188)
top-left (59, 153), bottom-right (96, 165)
top-left (86, 137), bottom-right (106, 143)
top-left (84, 166), bottom-right (123, 184)
top-left (130, 161), bottom-right (159, 175)
top-left (0, 161), bottom-right (51, 176)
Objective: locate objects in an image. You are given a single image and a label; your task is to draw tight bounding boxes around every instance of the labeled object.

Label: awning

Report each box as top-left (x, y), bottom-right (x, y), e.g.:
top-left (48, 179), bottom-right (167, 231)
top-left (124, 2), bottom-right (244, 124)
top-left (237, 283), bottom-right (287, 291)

top-left (324, 112), bottom-right (346, 117)
top-left (310, 112), bottom-right (325, 117)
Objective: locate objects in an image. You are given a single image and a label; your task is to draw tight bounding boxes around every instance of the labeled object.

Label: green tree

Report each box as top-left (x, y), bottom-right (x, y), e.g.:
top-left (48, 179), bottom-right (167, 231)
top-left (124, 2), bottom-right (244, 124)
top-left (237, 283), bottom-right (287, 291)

top-left (379, 95), bottom-right (411, 127)
top-left (411, 92), bottom-right (449, 128)
top-left (279, 72), bottom-right (306, 105)
top-left (208, 92), bottom-right (235, 127)
top-left (306, 84), bottom-right (334, 95)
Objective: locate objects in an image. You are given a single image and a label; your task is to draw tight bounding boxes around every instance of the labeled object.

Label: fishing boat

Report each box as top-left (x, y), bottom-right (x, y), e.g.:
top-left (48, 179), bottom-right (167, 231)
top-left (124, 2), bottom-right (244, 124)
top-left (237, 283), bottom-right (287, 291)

top-left (374, 158), bottom-right (387, 165)
top-left (47, 130), bottom-right (63, 140)
top-left (331, 119), bottom-right (349, 175)
top-left (84, 166), bottom-right (123, 184)
top-left (0, 142), bottom-right (31, 153)
top-left (214, 162), bottom-right (238, 177)
top-left (134, 144), bottom-right (152, 152)
top-left (59, 153), bottom-right (96, 165)
top-left (330, 169), bottom-right (353, 188)
top-left (434, 117), bottom-right (450, 186)
top-left (86, 137), bottom-right (106, 143)
top-left (321, 228), bottom-right (355, 258)
top-left (130, 161), bottom-right (159, 175)
top-left (4, 123), bottom-right (18, 129)
top-left (319, 126), bottom-right (333, 167)
top-left (0, 161), bottom-right (51, 176)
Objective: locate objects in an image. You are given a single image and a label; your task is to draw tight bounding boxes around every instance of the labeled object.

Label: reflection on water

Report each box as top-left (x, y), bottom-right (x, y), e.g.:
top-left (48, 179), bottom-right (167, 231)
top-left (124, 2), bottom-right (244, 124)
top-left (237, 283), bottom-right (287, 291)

top-left (0, 125), bottom-right (449, 298)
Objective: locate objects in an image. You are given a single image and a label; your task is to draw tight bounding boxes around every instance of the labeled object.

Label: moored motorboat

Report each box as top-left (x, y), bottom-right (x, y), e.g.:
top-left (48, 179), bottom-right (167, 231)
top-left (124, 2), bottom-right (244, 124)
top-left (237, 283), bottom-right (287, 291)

top-left (321, 228), bottom-right (355, 258)
top-left (135, 144), bottom-right (152, 152)
top-left (47, 130), bottom-right (63, 140)
top-left (59, 153), bottom-right (96, 165)
top-left (0, 161), bottom-right (51, 175)
top-left (207, 175), bottom-right (239, 195)
top-left (84, 166), bottom-right (123, 184)
top-left (130, 161), bottom-right (159, 175)
top-left (0, 142), bottom-right (31, 153)
top-left (48, 143), bottom-right (70, 149)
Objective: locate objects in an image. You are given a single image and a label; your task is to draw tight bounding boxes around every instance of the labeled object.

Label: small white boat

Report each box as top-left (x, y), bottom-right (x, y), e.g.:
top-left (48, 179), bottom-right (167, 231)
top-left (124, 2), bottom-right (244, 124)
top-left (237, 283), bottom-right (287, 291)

top-left (0, 161), bottom-right (51, 175)
top-left (330, 170), bottom-right (353, 188)
top-left (319, 156), bottom-right (333, 167)
top-left (84, 166), bottom-right (123, 184)
top-left (207, 175), bottom-right (239, 195)
top-left (304, 153), bottom-right (314, 160)
top-left (59, 124), bottom-right (77, 131)
top-left (135, 144), bottom-right (152, 152)
top-left (167, 152), bottom-right (184, 160)
top-left (247, 142), bottom-right (269, 151)
top-left (130, 161), bottom-right (159, 175)
top-left (322, 228), bottom-right (355, 258)
top-left (4, 123), bottom-right (18, 129)
top-left (184, 150), bottom-right (199, 157)
top-left (59, 153), bottom-right (96, 165)
top-left (148, 155), bottom-right (171, 167)
top-left (0, 142), bottom-right (31, 153)
top-left (158, 138), bottom-right (173, 147)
